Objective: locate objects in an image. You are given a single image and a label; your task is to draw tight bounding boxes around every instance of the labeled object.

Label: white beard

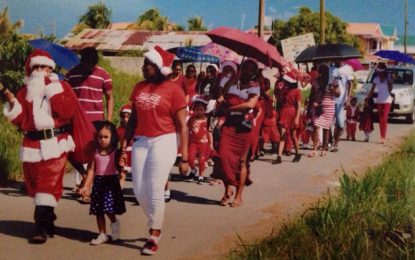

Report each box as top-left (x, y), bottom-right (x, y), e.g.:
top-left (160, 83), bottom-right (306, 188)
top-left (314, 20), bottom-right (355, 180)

top-left (25, 70), bottom-right (55, 130)
top-left (26, 71), bottom-right (48, 103)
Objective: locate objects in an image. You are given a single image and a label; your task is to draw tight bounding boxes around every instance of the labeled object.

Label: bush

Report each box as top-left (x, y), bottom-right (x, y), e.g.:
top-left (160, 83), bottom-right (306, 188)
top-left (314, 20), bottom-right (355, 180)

top-left (230, 132), bottom-right (415, 259)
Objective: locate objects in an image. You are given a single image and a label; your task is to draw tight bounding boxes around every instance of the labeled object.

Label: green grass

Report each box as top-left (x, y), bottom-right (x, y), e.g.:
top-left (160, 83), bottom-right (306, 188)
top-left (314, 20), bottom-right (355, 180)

top-left (230, 132), bottom-right (415, 259)
top-left (0, 60), bottom-right (142, 182)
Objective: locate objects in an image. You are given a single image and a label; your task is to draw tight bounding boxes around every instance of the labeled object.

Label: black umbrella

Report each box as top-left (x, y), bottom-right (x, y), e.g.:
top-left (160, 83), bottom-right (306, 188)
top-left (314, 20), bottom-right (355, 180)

top-left (295, 43), bottom-right (362, 63)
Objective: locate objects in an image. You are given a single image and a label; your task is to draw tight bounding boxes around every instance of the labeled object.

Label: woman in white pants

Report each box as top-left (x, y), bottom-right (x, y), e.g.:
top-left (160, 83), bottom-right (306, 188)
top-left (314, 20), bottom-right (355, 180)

top-left (120, 46), bottom-right (189, 255)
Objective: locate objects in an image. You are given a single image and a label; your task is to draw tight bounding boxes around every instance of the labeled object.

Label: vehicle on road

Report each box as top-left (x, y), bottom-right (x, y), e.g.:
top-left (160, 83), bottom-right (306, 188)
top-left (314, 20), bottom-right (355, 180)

top-left (355, 65), bottom-right (415, 123)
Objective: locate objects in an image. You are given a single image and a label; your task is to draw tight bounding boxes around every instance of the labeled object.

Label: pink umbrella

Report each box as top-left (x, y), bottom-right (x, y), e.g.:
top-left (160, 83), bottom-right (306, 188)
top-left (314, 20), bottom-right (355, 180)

top-left (201, 42), bottom-right (242, 64)
top-left (344, 59), bottom-right (365, 71)
top-left (205, 26), bottom-right (288, 68)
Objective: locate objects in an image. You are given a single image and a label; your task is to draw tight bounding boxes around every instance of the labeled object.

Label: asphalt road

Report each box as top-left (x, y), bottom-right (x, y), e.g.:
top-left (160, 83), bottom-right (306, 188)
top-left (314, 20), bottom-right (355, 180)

top-left (0, 118), bottom-right (413, 260)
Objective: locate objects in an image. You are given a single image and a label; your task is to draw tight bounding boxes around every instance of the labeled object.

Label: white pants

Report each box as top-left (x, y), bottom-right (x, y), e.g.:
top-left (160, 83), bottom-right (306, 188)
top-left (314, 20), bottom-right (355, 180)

top-left (131, 133), bottom-right (177, 230)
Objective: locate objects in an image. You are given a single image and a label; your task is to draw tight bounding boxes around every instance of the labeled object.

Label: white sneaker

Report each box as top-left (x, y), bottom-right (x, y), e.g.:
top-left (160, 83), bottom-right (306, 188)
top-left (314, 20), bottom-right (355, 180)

top-left (90, 233), bottom-right (108, 245)
top-left (111, 221), bottom-right (120, 241)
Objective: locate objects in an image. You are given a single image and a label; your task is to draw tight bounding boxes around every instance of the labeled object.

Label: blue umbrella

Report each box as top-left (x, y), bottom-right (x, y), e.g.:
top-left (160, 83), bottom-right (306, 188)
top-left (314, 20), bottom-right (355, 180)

top-left (374, 50), bottom-right (415, 64)
top-left (28, 39), bottom-right (80, 70)
top-left (170, 46), bottom-right (219, 64)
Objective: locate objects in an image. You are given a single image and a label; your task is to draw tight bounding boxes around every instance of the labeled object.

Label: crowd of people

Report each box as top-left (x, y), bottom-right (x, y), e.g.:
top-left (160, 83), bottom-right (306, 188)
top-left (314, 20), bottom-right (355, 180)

top-left (1, 45), bottom-right (393, 255)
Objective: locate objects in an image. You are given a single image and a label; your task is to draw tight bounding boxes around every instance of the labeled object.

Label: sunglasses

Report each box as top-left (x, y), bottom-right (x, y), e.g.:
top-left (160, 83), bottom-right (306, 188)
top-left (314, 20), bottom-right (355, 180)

top-left (32, 64), bottom-right (51, 70)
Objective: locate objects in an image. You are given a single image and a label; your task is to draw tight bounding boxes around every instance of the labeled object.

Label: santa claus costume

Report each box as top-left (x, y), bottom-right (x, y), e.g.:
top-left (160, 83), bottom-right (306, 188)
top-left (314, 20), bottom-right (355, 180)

top-left (3, 49), bottom-right (78, 243)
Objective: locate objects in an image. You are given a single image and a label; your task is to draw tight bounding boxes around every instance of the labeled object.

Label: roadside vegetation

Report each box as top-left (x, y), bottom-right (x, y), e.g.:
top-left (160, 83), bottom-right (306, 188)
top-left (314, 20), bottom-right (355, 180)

top-left (230, 132), bottom-right (415, 259)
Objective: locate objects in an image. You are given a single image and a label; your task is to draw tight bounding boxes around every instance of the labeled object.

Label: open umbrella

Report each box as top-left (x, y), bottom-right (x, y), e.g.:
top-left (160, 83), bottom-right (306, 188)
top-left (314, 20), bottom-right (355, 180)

top-left (295, 43), bottom-right (362, 63)
top-left (168, 46), bottom-right (219, 64)
top-left (28, 39), bottom-right (80, 70)
top-left (344, 58), bottom-right (365, 71)
top-left (201, 42), bottom-right (242, 64)
top-left (205, 26), bottom-right (287, 68)
top-left (374, 50), bottom-right (415, 64)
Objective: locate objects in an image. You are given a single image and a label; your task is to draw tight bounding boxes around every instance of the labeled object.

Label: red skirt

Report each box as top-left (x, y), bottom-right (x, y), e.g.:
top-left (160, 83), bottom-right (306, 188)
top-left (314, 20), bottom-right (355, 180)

top-left (262, 126), bottom-right (280, 143)
top-left (23, 154), bottom-right (68, 201)
top-left (359, 113), bottom-right (374, 132)
top-left (218, 126), bottom-right (252, 186)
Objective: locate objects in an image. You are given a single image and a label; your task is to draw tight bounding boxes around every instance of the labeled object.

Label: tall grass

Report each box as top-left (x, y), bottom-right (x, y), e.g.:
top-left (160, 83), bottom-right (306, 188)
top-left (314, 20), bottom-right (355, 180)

top-left (0, 60), bottom-right (142, 182)
top-left (230, 132), bottom-right (415, 259)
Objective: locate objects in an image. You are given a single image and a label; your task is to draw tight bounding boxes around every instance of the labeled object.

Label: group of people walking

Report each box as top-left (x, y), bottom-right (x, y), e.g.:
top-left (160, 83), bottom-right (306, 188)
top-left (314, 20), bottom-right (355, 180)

top-left (1, 45), bottom-right (394, 255)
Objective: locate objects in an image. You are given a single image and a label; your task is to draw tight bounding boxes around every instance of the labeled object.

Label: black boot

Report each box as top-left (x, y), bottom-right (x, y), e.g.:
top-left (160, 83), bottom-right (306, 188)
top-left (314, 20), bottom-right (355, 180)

top-left (44, 206), bottom-right (57, 237)
top-left (30, 206), bottom-right (48, 244)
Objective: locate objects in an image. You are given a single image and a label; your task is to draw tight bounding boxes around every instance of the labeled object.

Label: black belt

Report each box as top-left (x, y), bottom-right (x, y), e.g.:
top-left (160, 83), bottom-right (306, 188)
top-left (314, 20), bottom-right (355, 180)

top-left (25, 124), bottom-right (72, 140)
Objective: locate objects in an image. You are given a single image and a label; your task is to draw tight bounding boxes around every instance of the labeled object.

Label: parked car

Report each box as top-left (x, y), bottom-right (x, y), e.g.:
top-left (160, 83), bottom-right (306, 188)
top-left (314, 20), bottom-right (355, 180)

top-left (355, 65), bottom-right (415, 123)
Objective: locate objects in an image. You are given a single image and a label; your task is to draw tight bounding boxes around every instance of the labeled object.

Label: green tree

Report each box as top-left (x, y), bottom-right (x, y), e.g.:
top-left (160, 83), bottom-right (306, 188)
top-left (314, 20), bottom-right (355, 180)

top-left (79, 2), bottom-right (112, 29)
top-left (187, 16), bottom-right (207, 31)
top-left (135, 8), bottom-right (168, 31)
top-left (0, 8), bottom-right (31, 92)
top-left (0, 7), bottom-right (23, 35)
top-left (271, 7), bottom-right (359, 51)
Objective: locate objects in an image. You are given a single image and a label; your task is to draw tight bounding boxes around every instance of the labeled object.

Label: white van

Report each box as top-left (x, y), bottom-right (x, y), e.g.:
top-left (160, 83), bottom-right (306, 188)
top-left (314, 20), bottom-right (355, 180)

top-left (355, 65), bottom-right (415, 123)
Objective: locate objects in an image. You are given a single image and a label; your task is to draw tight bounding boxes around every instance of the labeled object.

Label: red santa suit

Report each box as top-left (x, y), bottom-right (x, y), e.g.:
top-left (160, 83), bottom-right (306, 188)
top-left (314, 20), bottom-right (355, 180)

top-left (345, 105), bottom-right (359, 140)
top-left (3, 50), bottom-right (77, 206)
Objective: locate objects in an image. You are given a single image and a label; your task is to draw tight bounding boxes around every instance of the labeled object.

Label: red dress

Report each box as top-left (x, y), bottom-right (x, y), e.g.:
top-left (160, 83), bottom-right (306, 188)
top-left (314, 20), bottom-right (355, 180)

top-left (188, 116), bottom-right (211, 173)
top-left (262, 110), bottom-right (280, 143)
top-left (278, 87), bottom-right (301, 129)
top-left (219, 82), bottom-right (259, 187)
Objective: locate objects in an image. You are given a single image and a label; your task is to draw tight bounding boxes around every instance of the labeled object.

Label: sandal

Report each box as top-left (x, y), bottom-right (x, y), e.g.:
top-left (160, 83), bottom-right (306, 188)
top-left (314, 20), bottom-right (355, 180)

top-left (219, 191), bottom-right (234, 206)
top-left (292, 154), bottom-right (301, 162)
top-left (308, 151), bottom-right (317, 158)
top-left (320, 151), bottom-right (327, 157)
top-left (80, 195), bottom-right (91, 204)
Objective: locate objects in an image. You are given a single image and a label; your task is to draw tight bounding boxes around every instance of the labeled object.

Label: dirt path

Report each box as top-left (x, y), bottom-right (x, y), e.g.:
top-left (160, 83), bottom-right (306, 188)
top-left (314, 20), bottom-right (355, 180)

top-left (0, 120), bottom-right (413, 260)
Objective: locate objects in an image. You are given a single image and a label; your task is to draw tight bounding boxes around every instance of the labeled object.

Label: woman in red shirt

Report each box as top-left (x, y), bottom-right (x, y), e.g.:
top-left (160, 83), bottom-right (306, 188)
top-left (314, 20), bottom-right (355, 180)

top-left (273, 71), bottom-right (302, 164)
top-left (218, 59), bottom-right (260, 208)
top-left (120, 46), bottom-right (188, 256)
top-left (185, 64), bottom-right (198, 107)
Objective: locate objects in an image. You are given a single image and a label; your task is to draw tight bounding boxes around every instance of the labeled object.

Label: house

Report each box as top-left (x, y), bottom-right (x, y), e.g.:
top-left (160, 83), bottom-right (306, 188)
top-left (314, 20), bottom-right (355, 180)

top-left (64, 28), bottom-right (212, 55)
top-left (380, 25), bottom-right (398, 50)
top-left (63, 29), bottom-right (160, 55)
top-left (395, 35), bottom-right (415, 55)
top-left (347, 23), bottom-right (384, 54)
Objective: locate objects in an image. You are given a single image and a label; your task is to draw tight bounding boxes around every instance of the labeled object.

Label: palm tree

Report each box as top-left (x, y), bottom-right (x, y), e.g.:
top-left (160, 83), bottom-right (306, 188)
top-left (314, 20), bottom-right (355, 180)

top-left (135, 8), bottom-right (169, 31)
top-left (79, 3), bottom-right (112, 29)
top-left (0, 7), bottom-right (23, 35)
top-left (187, 16), bottom-right (207, 31)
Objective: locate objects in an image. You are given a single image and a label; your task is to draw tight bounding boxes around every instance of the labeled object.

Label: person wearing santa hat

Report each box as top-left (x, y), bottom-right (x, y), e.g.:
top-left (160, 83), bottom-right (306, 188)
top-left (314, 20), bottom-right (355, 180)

top-left (272, 70), bottom-right (302, 164)
top-left (2, 49), bottom-right (79, 243)
top-left (116, 103), bottom-right (133, 188)
top-left (119, 45), bottom-right (188, 255)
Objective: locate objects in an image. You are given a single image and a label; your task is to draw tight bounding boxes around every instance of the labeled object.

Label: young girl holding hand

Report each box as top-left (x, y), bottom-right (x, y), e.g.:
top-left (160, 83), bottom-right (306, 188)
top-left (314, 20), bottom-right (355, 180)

top-left (81, 121), bottom-right (126, 245)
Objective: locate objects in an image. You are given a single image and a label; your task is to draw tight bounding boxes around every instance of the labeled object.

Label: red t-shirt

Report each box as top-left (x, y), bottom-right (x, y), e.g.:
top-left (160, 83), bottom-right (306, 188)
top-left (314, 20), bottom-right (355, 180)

top-left (130, 80), bottom-right (186, 137)
top-left (188, 116), bottom-right (209, 144)
top-left (65, 65), bottom-right (112, 122)
top-left (169, 74), bottom-right (188, 95)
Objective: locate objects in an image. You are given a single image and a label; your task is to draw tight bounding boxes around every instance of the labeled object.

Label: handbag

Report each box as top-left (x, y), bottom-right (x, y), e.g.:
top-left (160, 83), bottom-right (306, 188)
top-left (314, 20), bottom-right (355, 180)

top-left (235, 119), bottom-right (253, 133)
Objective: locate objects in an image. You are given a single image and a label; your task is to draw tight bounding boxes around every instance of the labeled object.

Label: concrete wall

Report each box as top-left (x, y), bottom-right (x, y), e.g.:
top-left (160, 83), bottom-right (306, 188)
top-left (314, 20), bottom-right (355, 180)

top-left (103, 56), bottom-right (144, 75)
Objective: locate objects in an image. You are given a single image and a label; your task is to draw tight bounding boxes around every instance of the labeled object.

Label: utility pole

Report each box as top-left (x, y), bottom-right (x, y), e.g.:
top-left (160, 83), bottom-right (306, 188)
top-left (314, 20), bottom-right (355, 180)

top-left (404, 0), bottom-right (408, 53)
top-left (258, 0), bottom-right (265, 38)
top-left (320, 0), bottom-right (325, 44)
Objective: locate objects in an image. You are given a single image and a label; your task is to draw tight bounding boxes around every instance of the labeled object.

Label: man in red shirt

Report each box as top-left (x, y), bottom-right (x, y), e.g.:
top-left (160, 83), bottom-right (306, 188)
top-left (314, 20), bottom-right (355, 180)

top-left (65, 47), bottom-right (114, 193)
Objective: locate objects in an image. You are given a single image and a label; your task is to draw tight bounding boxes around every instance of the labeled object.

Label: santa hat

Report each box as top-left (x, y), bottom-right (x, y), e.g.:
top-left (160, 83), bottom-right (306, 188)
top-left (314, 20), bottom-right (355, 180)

top-left (283, 70), bottom-right (297, 83)
top-left (25, 49), bottom-right (56, 76)
top-left (119, 103), bottom-right (132, 116)
top-left (144, 45), bottom-right (175, 76)
top-left (220, 60), bottom-right (238, 74)
top-left (191, 95), bottom-right (209, 105)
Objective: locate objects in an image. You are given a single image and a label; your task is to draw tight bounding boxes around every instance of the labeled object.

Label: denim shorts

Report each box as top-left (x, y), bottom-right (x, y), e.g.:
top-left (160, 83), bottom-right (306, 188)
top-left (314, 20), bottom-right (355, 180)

top-left (335, 103), bottom-right (346, 128)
